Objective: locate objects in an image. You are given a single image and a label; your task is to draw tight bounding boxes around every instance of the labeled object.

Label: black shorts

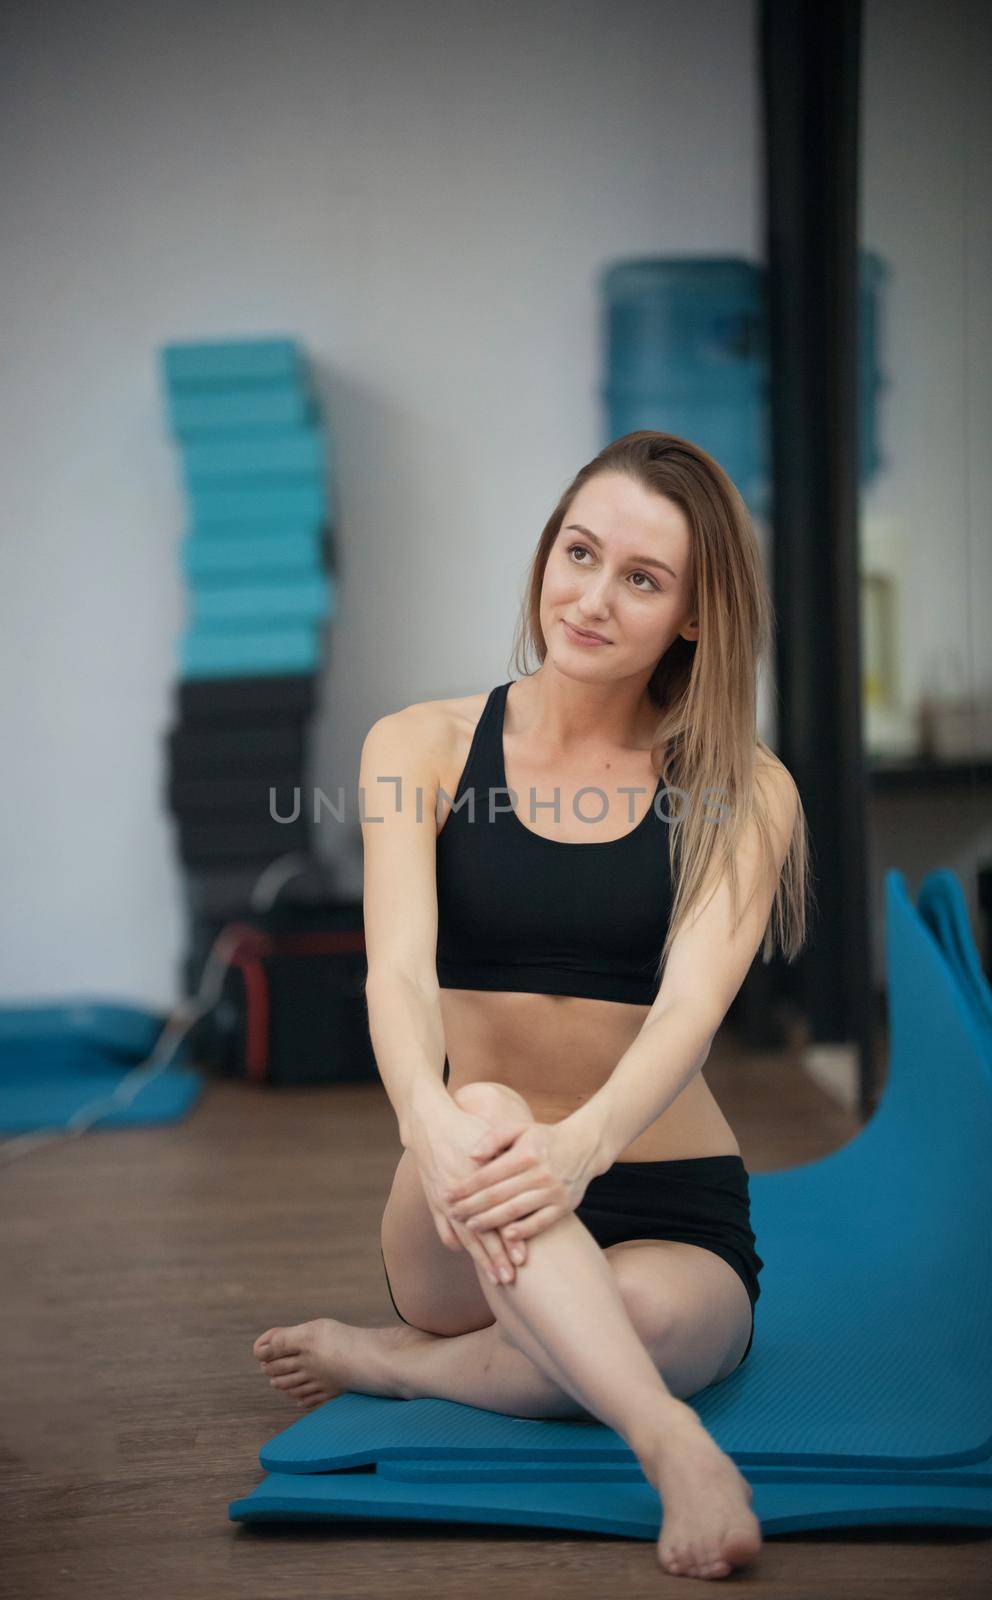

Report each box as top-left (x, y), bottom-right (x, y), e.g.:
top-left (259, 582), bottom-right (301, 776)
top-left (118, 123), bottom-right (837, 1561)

top-left (575, 1155), bottom-right (764, 1368)
top-left (382, 1152), bottom-right (763, 1371)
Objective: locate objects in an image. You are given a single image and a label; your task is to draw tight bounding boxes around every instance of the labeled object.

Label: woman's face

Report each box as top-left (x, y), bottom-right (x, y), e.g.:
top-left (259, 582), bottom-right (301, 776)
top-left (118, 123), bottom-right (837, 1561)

top-left (539, 471), bottom-right (698, 677)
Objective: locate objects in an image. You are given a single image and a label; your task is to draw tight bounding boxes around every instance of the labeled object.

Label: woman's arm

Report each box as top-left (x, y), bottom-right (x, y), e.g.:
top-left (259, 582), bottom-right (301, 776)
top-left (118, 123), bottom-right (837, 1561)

top-left (562, 999), bottom-right (722, 1176)
top-left (360, 707), bottom-right (530, 1283)
top-left (359, 709), bottom-right (454, 1143)
top-left (566, 761), bottom-right (800, 1169)
top-left (450, 762), bottom-right (800, 1232)
top-left (365, 970), bottom-right (453, 1148)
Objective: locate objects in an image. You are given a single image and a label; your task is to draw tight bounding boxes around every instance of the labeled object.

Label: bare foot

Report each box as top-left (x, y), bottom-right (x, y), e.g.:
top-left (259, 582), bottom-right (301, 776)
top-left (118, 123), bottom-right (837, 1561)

top-left (251, 1317), bottom-right (430, 1410)
top-left (642, 1402), bottom-right (762, 1581)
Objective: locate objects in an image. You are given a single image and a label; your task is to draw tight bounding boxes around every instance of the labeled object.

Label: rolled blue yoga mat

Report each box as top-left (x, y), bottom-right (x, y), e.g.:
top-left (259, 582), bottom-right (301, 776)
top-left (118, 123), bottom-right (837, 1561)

top-left (230, 870), bottom-right (992, 1536)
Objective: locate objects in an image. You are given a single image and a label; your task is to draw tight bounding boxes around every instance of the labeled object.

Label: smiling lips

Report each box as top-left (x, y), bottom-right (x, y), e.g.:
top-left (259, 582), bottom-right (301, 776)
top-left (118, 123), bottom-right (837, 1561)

top-left (564, 619), bottom-right (611, 645)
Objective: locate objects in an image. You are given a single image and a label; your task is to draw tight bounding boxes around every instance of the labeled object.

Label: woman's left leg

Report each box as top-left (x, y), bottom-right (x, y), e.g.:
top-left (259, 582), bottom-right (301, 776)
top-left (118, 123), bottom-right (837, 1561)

top-left (257, 1240), bottom-right (751, 1416)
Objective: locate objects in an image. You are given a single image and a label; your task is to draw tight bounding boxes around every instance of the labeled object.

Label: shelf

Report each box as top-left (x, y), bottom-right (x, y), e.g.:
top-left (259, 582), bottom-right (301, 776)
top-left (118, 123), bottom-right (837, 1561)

top-left (867, 755), bottom-right (992, 792)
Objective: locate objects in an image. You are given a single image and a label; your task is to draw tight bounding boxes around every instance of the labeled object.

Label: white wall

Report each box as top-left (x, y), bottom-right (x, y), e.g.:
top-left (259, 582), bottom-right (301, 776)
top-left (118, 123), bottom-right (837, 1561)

top-left (0, 0), bottom-right (761, 1004)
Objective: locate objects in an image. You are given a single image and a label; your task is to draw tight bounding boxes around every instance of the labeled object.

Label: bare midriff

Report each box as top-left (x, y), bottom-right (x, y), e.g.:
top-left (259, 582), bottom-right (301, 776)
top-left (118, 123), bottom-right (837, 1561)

top-left (433, 691), bottom-right (742, 1164)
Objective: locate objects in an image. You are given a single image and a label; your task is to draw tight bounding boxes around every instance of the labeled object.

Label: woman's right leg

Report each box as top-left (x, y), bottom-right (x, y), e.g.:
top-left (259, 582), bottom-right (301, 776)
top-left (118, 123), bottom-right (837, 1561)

top-left (379, 1145), bottom-right (502, 1336)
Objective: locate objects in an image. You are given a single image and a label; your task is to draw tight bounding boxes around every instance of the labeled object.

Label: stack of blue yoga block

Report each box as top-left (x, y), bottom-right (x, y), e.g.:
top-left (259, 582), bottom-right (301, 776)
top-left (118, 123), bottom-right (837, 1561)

top-left (162, 336), bottom-right (334, 680)
top-left (159, 336), bottom-right (333, 939)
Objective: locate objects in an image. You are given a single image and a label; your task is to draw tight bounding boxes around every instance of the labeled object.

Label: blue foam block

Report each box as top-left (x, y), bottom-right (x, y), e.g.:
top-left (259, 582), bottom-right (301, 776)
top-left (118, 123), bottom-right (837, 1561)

top-left (180, 527), bottom-right (323, 581)
top-left (228, 1468), bottom-right (992, 1537)
top-left (167, 385), bottom-right (315, 439)
top-left (182, 428), bottom-right (325, 492)
top-left (161, 338), bottom-right (302, 390)
top-left (189, 483), bottom-right (327, 528)
top-left (189, 574), bottom-right (332, 628)
top-left (179, 624), bottom-right (322, 677)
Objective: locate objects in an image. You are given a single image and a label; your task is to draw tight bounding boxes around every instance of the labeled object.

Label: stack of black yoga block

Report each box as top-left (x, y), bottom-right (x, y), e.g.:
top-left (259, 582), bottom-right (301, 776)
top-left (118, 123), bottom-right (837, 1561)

top-left (157, 336), bottom-right (336, 990)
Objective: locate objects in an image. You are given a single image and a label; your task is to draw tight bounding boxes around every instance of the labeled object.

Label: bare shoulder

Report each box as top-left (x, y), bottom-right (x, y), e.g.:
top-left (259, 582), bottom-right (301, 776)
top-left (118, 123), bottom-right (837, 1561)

top-left (367, 689), bottom-right (485, 752)
top-left (363, 689), bottom-right (490, 798)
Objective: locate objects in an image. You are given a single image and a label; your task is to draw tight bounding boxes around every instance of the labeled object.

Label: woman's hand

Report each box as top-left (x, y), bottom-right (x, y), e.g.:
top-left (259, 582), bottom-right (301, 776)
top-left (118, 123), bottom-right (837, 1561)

top-left (408, 1104), bottom-right (533, 1287)
top-left (440, 1116), bottom-right (598, 1245)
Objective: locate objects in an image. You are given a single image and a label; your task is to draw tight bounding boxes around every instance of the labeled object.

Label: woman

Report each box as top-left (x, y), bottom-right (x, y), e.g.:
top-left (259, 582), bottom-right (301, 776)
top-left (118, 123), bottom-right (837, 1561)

top-left (253, 431), bottom-right (812, 1582)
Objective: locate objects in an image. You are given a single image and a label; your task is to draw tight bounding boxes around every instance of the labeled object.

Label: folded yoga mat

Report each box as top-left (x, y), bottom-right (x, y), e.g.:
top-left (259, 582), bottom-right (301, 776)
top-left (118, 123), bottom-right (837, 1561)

top-left (0, 1064), bottom-right (203, 1135)
top-left (376, 1457), bottom-right (992, 1487)
top-left (0, 1001), bottom-right (202, 1135)
top-left (230, 871), bottom-right (992, 1534)
top-left (229, 1470), bottom-right (992, 1536)
top-left (0, 1000), bottom-right (168, 1066)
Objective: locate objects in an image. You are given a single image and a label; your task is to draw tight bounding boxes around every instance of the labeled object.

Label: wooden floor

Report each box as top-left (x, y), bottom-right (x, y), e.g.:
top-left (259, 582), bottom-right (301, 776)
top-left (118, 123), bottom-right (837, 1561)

top-left (3, 1030), bottom-right (990, 1599)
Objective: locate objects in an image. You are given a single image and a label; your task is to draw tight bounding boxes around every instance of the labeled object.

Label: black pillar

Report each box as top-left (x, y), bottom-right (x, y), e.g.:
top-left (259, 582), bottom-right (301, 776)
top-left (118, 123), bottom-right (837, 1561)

top-left (759, 0), bottom-right (876, 1116)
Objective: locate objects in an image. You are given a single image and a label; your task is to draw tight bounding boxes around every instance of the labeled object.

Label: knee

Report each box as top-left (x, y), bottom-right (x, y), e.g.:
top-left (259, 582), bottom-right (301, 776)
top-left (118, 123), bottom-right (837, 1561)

top-left (606, 1250), bottom-right (683, 1354)
top-left (451, 1081), bottom-right (535, 1122)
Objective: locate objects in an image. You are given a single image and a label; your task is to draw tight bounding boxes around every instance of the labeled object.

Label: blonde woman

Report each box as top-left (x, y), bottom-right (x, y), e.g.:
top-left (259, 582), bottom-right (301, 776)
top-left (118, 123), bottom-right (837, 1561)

top-left (254, 432), bottom-right (812, 1582)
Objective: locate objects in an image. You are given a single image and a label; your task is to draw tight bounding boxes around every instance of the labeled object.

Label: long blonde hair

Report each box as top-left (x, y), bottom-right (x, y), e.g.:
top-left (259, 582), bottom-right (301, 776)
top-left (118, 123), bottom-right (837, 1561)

top-left (509, 431), bottom-right (814, 985)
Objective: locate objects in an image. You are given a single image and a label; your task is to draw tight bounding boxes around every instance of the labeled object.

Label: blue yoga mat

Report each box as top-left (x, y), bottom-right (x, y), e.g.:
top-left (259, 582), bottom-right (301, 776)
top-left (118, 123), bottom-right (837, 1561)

top-left (0, 1065), bottom-right (203, 1134)
top-left (0, 1000), bottom-right (202, 1135)
top-left (918, 869), bottom-right (992, 1060)
top-left (0, 1000), bottom-right (168, 1065)
top-left (230, 870), bottom-right (992, 1535)
top-left (377, 1457), bottom-right (992, 1486)
top-left (229, 1469), bottom-right (992, 1537)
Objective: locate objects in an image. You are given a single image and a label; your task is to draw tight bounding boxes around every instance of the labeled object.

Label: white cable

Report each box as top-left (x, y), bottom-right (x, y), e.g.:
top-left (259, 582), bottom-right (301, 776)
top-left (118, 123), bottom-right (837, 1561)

top-left (248, 852), bottom-right (311, 912)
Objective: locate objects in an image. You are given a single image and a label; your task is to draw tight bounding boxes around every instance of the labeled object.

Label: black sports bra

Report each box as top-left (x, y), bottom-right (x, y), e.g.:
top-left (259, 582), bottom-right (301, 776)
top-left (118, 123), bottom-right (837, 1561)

top-left (435, 681), bottom-right (675, 1006)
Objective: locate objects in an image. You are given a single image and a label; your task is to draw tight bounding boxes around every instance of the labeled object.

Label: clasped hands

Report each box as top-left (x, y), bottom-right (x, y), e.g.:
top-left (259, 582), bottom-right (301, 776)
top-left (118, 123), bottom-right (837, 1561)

top-left (440, 1115), bottom-right (594, 1253)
